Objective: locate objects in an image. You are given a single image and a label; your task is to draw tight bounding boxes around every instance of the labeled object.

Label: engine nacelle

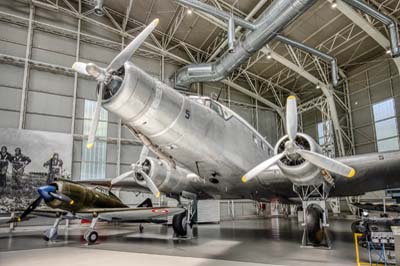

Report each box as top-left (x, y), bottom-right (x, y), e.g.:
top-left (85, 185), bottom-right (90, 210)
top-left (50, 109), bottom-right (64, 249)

top-left (274, 133), bottom-right (323, 186)
top-left (135, 157), bottom-right (201, 194)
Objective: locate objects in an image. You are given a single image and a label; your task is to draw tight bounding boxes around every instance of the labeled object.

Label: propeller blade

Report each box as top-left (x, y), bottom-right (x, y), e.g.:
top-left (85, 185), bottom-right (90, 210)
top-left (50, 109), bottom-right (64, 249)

top-left (72, 62), bottom-right (89, 76)
top-left (111, 170), bottom-right (135, 186)
top-left (106, 18), bottom-right (159, 73)
top-left (86, 82), bottom-right (104, 149)
top-left (242, 153), bottom-right (285, 183)
top-left (86, 63), bottom-right (105, 79)
top-left (139, 170), bottom-right (160, 198)
top-left (139, 146), bottom-right (149, 163)
top-left (297, 149), bottom-right (356, 178)
top-left (16, 196), bottom-right (43, 222)
top-left (49, 192), bottom-right (74, 205)
top-left (286, 96), bottom-right (298, 142)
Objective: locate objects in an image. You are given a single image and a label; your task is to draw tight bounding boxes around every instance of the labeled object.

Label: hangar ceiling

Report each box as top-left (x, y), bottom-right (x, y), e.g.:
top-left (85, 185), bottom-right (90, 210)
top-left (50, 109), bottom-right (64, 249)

top-left (10, 0), bottom-right (397, 102)
top-left (93, 0), bottom-right (400, 100)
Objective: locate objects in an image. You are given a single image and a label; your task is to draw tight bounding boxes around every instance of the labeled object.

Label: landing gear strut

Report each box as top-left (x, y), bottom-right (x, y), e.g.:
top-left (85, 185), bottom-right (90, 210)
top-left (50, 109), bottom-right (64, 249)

top-left (294, 182), bottom-right (332, 249)
top-left (43, 216), bottom-right (63, 241)
top-left (172, 191), bottom-right (197, 239)
top-left (84, 216), bottom-right (99, 244)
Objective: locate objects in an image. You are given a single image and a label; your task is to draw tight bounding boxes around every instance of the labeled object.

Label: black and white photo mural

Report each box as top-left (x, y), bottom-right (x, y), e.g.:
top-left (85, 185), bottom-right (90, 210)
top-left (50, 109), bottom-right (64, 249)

top-left (0, 128), bottom-right (72, 213)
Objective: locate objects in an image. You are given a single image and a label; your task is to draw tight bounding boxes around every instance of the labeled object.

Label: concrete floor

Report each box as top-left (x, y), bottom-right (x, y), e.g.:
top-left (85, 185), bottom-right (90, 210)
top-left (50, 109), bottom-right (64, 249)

top-left (0, 217), bottom-right (360, 266)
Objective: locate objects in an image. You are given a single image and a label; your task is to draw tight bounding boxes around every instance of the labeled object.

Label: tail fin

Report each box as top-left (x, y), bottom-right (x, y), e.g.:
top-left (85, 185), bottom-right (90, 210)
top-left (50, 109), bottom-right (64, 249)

top-left (138, 198), bottom-right (153, 208)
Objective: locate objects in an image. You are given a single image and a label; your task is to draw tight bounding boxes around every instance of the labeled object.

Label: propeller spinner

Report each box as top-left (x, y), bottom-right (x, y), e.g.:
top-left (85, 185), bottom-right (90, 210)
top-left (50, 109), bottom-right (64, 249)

top-left (72, 18), bottom-right (159, 150)
top-left (242, 96), bottom-right (356, 183)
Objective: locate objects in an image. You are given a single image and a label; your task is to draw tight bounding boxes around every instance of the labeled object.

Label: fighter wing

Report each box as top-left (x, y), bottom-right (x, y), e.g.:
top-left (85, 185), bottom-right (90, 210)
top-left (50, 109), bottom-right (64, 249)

top-left (31, 209), bottom-right (69, 218)
top-left (332, 150), bottom-right (400, 196)
top-left (78, 178), bottom-right (150, 193)
top-left (75, 207), bottom-right (185, 222)
top-left (30, 206), bottom-right (184, 222)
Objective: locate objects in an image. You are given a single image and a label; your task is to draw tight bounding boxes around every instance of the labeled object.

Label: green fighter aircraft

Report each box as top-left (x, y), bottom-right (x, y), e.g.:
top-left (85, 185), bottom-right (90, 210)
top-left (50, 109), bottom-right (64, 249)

top-left (12, 179), bottom-right (185, 244)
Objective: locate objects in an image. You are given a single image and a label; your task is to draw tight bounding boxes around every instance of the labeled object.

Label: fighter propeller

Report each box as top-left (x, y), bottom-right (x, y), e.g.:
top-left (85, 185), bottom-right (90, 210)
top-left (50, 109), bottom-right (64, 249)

top-left (242, 96), bottom-right (356, 183)
top-left (72, 18), bottom-right (159, 149)
top-left (10, 185), bottom-right (74, 223)
top-left (111, 146), bottom-right (161, 198)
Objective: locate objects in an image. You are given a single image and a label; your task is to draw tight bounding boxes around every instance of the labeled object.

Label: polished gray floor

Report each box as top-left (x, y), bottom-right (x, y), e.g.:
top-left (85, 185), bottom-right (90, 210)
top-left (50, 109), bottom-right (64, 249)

top-left (0, 217), bottom-right (359, 266)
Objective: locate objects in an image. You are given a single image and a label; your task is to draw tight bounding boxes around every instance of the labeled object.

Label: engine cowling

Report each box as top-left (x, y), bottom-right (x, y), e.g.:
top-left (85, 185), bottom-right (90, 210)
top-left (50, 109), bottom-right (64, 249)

top-left (274, 133), bottom-right (323, 186)
top-left (135, 157), bottom-right (201, 194)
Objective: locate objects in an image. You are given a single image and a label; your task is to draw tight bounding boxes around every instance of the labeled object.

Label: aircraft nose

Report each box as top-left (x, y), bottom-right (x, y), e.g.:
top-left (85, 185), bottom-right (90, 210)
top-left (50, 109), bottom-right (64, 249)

top-left (37, 185), bottom-right (56, 201)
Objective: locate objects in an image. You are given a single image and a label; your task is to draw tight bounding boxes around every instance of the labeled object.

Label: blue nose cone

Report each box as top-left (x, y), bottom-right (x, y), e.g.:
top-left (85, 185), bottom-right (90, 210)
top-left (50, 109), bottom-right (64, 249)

top-left (37, 185), bottom-right (56, 201)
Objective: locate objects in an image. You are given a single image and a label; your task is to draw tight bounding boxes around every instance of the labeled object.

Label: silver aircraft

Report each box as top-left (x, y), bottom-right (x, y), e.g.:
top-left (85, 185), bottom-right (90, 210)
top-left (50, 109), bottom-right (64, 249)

top-left (72, 19), bottom-right (400, 245)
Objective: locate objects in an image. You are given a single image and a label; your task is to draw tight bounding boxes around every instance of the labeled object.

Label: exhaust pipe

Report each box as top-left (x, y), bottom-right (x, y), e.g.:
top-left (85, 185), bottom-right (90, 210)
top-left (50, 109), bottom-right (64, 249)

top-left (172, 0), bottom-right (316, 89)
top-left (342, 0), bottom-right (400, 57)
top-left (275, 35), bottom-right (340, 87)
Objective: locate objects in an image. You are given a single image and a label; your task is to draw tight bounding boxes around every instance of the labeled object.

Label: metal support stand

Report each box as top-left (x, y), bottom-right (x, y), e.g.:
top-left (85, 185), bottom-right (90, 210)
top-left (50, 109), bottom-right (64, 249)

top-left (294, 182), bottom-right (332, 249)
top-left (328, 197), bottom-right (341, 216)
top-left (44, 216), bottom-right (62, 242)
top-left (9, 212), bottom-right (15, 231)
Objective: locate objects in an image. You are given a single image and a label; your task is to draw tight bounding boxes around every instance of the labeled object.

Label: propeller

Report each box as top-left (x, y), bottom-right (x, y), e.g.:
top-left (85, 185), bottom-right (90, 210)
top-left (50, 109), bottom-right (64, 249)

top-left (11, 196), bottom-right (43, 222)
top-left (242, 96), bottom-right (356, 183)
top-left (11, 185), bottom-right (74, 223)
top-left (110, 146), bottom-right (160, 197)
top-left (72, 18), bottom-right (160, 149)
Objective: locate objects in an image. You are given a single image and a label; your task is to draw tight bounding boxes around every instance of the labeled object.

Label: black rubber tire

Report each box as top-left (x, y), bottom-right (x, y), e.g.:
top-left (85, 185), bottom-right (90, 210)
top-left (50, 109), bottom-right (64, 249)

top-left (86, 231), bottom-right (98, 244)
top-left (306, 206), bottom-right (323, 245)
top-left (172, 212), bottom-right (187, 237)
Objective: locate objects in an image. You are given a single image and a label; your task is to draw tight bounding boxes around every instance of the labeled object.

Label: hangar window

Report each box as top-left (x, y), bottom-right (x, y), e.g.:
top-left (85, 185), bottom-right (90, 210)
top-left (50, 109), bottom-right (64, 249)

top-left (317, 120), bottom-right (333, 146)
top-left (372, 98), bottom-right (399, 152)
top-left (81, 100), bottom-right (108, 180)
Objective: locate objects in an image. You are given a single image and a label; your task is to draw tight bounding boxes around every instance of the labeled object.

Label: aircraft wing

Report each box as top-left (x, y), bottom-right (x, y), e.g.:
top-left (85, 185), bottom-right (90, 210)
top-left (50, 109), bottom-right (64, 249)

top-left (31, 207), bottom-right (185, 222)
top-left (77, 178), bottom-right (150, 193)
top-left (331, 150), bottom-right (400, 196)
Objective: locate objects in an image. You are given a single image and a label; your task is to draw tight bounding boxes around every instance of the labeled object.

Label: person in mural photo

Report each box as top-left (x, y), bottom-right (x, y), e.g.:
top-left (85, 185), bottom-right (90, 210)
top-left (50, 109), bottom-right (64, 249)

top-left (11, 147), bottom-right (31, 188)
top-left (43, 153), bottom-right (63, 184)
top-left (0, 146), bottom-right (13, 190)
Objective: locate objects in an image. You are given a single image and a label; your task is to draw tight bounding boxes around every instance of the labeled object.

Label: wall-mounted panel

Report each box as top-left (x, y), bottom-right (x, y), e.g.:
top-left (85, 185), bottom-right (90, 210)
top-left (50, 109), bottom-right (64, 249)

top-left (0, 40), bottom-right (26, 57)
top-left (0, 86), bottom-right (21, 111)
top-left (120, 144), bottom-right (142, 164)
top-left (352, 106), bottom-right (372, 128)
top-left (0, 110), bottom-right (19, 128)
top-left (26, 91), bottom-right (73, 117)
top-left (31, 48), bottom-right (76, 68)
top-left (25, 113), bottom-right (71, 133)
top-left (29, 69), bottom-right (74, 96)
top-left (0, 64), bottom-right (23, 88)
top-left (33, 31), bottom-right (76, 56)
top-left (80, 42), bottom-right (118, 65)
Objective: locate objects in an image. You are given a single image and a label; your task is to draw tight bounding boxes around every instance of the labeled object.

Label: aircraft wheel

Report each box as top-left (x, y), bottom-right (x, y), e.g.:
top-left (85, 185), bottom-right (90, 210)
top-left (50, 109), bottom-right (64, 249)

top-left (172, 212), bottom-right (187, 237)
top-left (84, 230), bottom-right (98, 244)
top-left (306, 206), bottom-right (323, 245)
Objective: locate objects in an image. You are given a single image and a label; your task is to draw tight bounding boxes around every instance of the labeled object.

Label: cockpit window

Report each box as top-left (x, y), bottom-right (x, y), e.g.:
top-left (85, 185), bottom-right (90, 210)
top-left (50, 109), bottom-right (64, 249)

top-left (191, 96), bottom-right (232, 120)
top-left (210, 101), bottom-right (223, 117)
